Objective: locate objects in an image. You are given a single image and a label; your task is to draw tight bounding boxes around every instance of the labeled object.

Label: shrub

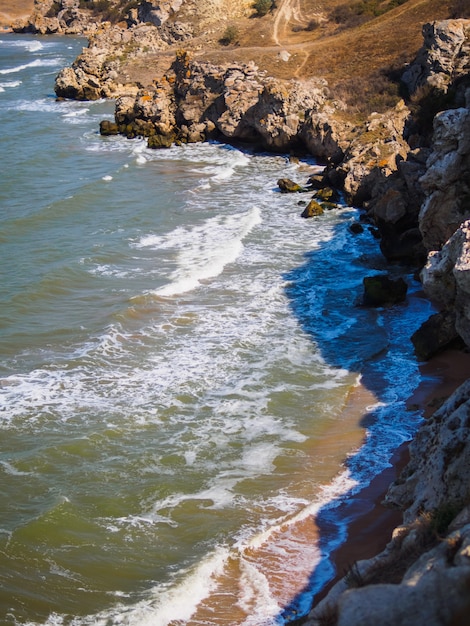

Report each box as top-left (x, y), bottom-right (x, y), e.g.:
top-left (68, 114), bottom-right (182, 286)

top-left (45, 0), bottom-right (61, 17)
top-left (220, 24), bottom-right (239, 45)
top-left (253, 0), bottom-right (274, 17)
top-left (333, 68), bottom-right (403, 116)
top-left (330, 0), bottom-right (409, 29)
top-left (450, 0), bottom-right (470, 17)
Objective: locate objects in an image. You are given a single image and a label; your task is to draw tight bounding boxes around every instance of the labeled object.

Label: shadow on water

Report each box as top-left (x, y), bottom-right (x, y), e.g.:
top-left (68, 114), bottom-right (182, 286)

top-left (273, 213), bottom-right (427, 623)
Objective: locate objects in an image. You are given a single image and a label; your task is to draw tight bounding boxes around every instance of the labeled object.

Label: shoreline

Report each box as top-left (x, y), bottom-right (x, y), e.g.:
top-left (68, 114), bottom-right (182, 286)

top-left (301, 347), bottom-right (470, 620)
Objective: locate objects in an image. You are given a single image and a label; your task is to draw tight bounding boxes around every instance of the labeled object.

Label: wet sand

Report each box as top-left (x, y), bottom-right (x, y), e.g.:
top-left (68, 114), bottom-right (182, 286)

top-left (307, 347), bottom-right (470, 613)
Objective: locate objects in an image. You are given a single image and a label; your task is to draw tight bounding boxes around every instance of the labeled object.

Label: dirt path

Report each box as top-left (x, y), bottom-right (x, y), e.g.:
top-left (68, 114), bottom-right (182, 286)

top-left (272, 0), bottom-right (323, 46)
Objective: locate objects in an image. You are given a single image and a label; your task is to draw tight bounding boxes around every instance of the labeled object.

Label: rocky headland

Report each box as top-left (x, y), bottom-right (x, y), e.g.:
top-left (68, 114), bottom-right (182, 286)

top-left (10, 1), bottom-right (470, 623)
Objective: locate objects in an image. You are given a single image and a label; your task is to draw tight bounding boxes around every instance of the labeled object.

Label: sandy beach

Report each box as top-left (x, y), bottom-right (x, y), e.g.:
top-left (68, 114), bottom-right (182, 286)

top-left (306, 346), bottom-right (470, 615)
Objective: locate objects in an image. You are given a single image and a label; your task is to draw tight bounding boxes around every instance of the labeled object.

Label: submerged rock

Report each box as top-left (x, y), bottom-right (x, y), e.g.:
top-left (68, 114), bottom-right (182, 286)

top-left (362, 275), bottom-right (408, 307)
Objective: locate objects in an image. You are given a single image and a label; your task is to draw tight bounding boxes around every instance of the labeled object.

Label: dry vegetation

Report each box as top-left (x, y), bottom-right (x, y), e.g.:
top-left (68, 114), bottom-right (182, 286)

top-left (0, 0), bottom-right (35, 27)
top-left (127, 0), bottom-right (463, 114)
top-left (3, 0), bottom-right (468, 114)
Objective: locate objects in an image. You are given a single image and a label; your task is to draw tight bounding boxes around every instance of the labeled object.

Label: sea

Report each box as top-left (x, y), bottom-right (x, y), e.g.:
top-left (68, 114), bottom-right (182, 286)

top-left (0, 34), bottom-right (435, 626)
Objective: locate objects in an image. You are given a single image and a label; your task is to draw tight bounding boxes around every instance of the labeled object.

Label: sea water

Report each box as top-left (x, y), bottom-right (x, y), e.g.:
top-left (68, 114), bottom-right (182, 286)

top-left (0, 34), bottom-right (434, 625)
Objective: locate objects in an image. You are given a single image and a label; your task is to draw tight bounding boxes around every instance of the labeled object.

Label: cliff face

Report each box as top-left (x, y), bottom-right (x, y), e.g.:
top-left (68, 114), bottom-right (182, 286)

top-left (303, 22), bottom-right (470, 626)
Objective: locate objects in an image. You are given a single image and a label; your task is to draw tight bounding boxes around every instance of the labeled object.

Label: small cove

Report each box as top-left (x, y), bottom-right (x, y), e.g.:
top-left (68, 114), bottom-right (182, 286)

top-left (0, 33), bottom-right (434, 625)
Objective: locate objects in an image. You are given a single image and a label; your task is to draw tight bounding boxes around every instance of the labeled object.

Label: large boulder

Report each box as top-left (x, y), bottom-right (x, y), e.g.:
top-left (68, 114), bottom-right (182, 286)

top-left (402, 19), bottom-right (470, 96)
top-left (421, 220), bottom-right (470, 348)
top-left (419, 102), bottom-right (470, 252)
top-left (137, 0), bottom-right (183, 27)
top-left (362, 274), bottom-right (408, 307)
top-left (386, 379), bottom-right (470, 522)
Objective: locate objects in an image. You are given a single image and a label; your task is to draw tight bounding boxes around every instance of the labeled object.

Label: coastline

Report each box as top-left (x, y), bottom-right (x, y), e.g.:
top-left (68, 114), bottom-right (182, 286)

top-left (302, 346), bottom-right (470, 619)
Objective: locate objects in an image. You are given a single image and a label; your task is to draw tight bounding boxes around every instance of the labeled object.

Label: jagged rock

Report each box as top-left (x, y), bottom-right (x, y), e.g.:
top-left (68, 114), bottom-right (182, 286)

top-left (12, 0), bottom-right (99, 34)
top-left (411, 311), bottom-right (460, 359)
top-left (386, 379), bottom-right (470, 523)
top-left (55, 23), bottom-right (171, 100)
top-left (402, 19), bottom-right (470, 96)
top-left (362, 274), bottom-right (407, 307)
top-left (101, 51), bottom-right (333, 152)
top-left (421, 220), bottom-right (470, 348)
top-left (99, 120), bottom-right (119, 135)
top-left (335, 100), bottom-right (411, 206)
top-left (333, 538), bottom-right (470, 626)
top-left (301, 110), bottom-right (348, 162)
top-left (419, 103), bottom-right (470, 252)
top-left (301, 200), bottom-right (324, 218)
top-left (137, 0), bottom-right (184, 27)
top-left (278, 178), bottom-right (304, 192)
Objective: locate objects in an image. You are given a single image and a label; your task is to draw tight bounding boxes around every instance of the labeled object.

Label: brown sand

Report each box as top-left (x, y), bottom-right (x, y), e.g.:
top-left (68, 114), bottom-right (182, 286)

top-left (309, 347), bottom-right (470, 613)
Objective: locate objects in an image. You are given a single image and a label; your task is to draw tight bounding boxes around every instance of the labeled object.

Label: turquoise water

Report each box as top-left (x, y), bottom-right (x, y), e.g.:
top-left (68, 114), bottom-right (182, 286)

top-left (0, 34), bottom-right (433, 625)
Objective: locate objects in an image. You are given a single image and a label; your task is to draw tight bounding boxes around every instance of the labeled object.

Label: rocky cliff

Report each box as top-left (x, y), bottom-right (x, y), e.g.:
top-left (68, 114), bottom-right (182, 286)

top-left (302, 20), bottom-right (470, 626)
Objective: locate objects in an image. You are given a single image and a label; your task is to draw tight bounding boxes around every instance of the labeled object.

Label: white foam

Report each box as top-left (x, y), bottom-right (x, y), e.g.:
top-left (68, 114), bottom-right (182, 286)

top-left (0, 460), bottom-right (30, 476)
top-left (1, 39), bottom-right (43, 52)
top-left (140, 206), bottom-right (262, 296)
top-left (0, 58), bottom-right (61, 75)
top-left (237, 559), bottom-right (281, 623)
top-left (0, 80), bottom-right (21, 90)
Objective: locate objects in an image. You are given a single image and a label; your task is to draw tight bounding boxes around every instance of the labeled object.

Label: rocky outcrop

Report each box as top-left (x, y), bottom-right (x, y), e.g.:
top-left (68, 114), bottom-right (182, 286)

top-left (12, 0), bottom-right (99, 35)
top-left (109, 51), bottom-right (332, 152)
top-left (55, 23), bottom-right (175, 100)
top-left (402, 19), bottom-right (470, 96)
top-left (386, 379), bottom-right (470, 522)
top-left (134, 0), bottom-right (183, 27)
top-left (420, 219), bottom-right (470, 348)
top-left (419, 101), bottom-right (470, 252)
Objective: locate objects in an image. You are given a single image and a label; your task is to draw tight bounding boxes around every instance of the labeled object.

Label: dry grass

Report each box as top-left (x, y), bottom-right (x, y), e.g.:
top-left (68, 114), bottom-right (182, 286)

top-left (0, 0), bottom-right (35, 26)
top-left (5, 0), bottom-right (463, 112)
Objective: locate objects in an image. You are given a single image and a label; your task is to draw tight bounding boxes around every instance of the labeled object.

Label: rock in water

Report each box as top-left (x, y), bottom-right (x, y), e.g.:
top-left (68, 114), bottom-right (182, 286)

top-left (362, 275), bottom-right (407, 306)
top-left (278, 178), bottom-right (304, 192)
top-left (301, 199), bottom-right (324, 218)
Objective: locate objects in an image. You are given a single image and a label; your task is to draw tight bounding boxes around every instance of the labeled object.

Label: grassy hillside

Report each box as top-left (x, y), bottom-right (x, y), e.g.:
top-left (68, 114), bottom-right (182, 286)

top-left (3, 0), bottom-right (468, 113)
top-left (122, 0), bottom-right (467, 113)
top-left (0, 0), bottom-right (35, 27)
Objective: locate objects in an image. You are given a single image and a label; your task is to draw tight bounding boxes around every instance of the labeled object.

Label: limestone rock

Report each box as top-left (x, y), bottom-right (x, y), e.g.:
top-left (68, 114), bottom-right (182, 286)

top-left (301, 110), bottom-right (347, 162)
top-left (386, 379), bottom-right (470, 522)
top-left (336, 100), bottom-right (411, 206)
top-left (421, 220), bottom-right (470, 348)
top-left (137, 0), bottom-right (184, 27)
top-left (55, 23), bottom-right (173, 100)
top-left (419, 104), bottom-right (470, 252)
top-left (101, 52), bottom-right (333, 153)
top-left (402, 19), bottom-right (470, 96)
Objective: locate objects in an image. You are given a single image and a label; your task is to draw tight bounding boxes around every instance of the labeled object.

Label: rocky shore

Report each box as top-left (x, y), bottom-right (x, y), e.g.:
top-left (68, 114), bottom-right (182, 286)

top-left (11, 1), bottom-right (470, 623)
